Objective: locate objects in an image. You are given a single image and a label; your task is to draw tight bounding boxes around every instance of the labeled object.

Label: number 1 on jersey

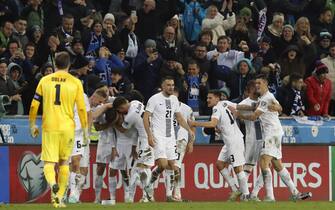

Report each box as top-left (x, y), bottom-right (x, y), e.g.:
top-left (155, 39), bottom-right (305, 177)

top-left (54, 84), bottom-right (61, 105)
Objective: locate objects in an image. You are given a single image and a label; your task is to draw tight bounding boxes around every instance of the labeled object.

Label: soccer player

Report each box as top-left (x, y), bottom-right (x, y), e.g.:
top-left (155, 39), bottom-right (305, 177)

top-left (172, 88), bottom-right (195, 201)
top-left (68, 86), bottom-right (111, 203)
top-left (112, 91), bottom-right (155, 203)
top-left (29, 51), bottom-right (88, 208)
top-left (230, 74), bottom-right (312, 201)
top-left (188, 90), bottom-right (250, 201)
top-left (143, 77), bottom-right (195, 202)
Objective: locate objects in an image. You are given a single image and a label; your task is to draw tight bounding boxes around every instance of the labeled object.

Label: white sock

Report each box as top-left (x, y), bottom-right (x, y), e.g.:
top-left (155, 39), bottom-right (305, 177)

top-left (129, 167), bottom-right (139, 201)
top-left (245, 171), bottom-right (251, 182)
top-left (262, 168), bottom-right (274, 199)
top-left (174, 178), bottom-right (181, 199)
top-left (108, 176), bottom-right (117, 200)
top-left (140, 168), bottom-right (151, 188)
top-left (69, 172), bottom-right (76, 196)
top-left (237, 171), bottom-right (249, 195)
top-left (219, 168), bottom-right (238, 192)
top-left (95, 175), bottom-right (103, 201)
top-left (164, 169), bottom-right (174, 197)
top-left (278, 168), bottom-right (299, 195)
top-left (251, 173), bottom-right (263, 197)
top-left (78, 174), bottom-right (86, 197)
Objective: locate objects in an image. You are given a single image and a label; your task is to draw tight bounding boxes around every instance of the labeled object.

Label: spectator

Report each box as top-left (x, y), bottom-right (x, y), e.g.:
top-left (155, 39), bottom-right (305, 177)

top-left (191, 42), bottom-right (211, 74)
top-left (311, 7), bottom-right (334, 37)
top-left (119, 14), bottom-right (139, 62)
top-left (21, 0), bottom-right (44, 30)
top-left (160, 50), bottom-right (185, 92)
top-left (5, 40), bottom-right (25, 65)
top-left (12, 17), bottom-right (29, 48)
top-left (0, 0), bottom-right (19, 23)
top-left (35, 62), bottom-right (54, 81)
top-left (167, 15), bottom-right (188, 45)
top-left (248, 42), bottom-right (263, 73)
top-left (109, 68), bottom-right (133, 97)
top-left (21, 42), bottom-right (38, 81)
top-left (184, 60), bottom-right (209, 115)
top-left (115, 48), bottom-right (132, 80)
top-left (272, 24), bottom-right (299, 58)
top-left (258, 36), bottom-right (276, 66)
top-left (156, 26), bottom-right (186, 62)
top-left (180, 0), bottom-right (205, 44)
top-left (0, 59), bottom-right (21, 115)
top-left (198, 29), bottom-right (215, 51)
top-left (295, 16), bottom-right (315, 43)
top-left (278, 45), bottom-right (306, 79)
top-left (101, 13), bottom-right (122, 54)
top-left (265, 13), bottom-right (284, 44)
top-left (276, 73), bottom-right (306, 116)
top-left (321, 43), bottom-right (335, 115)
top-left (305, 61), bottom-right (332, 117)
top-left (133, 39), bottom-right (163, 102)
top-left (316, 30), bottom-right (332, 59)
top-left (201, 2), bottom-right (236, 45)
top-left (227, 58), bottom-right (255, 102)
top-left (0, 21), bottom-right (14, 55)
top-left (8, 62), bottom-right (26, 114)
top-left (54, 14), bottom-right (81, 53)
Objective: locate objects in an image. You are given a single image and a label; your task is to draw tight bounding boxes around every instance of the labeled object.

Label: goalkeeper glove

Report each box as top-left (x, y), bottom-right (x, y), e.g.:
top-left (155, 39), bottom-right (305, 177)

top-left (30, 124), bottom-right (39, 138)
top-left (82, 127), bottom-right (89, 146)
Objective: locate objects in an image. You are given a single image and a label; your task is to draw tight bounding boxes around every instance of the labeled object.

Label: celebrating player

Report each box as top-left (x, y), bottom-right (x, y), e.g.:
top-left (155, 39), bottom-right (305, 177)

top-left (230, 74), bottom-right (312, 201)
top-left (29, 51), bottom-right (88, 208)
top-left (188, 90), bottom-right (250, 201)
top-left (143, 77), bottom-right (195, 202)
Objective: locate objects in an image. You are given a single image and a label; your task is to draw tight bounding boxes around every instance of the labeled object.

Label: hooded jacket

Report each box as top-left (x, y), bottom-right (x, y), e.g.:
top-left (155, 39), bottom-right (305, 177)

top-left (278, 45), bottom-right (306, 79)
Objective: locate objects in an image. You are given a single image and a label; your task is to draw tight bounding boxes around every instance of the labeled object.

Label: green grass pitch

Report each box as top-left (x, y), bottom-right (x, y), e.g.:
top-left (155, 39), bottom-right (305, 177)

top-left (2, 202), bottom-right (335, 210)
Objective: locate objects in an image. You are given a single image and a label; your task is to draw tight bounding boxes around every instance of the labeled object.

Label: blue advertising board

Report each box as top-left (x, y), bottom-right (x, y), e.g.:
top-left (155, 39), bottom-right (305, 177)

top-left (0, 116), bottom-right (334, 145)
top-left (0, 146), bottom-right (9, 203)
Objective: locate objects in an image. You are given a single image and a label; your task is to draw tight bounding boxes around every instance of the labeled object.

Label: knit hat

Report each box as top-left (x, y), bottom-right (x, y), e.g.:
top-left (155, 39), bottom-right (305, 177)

top-left (239, 7), bottom-right (252, 17)
top-left (219, 86), bottom-right (230, 98)
top-left (314, 61), bottom-right (329, 75)
top-left (72, 55), bottom-right (89, 69)
top-left (144, 39), bottom-right (157, 49)
top-left (261, 36), bottom-right (271, 44)
top-left (104, 13), bottom-right (115, 23)
top-left (319, 30), bottom-right (332, 40)
top-left (0, 58), bottom-right (8, 65)
top-left (283, 24), bottom-right (294, 34)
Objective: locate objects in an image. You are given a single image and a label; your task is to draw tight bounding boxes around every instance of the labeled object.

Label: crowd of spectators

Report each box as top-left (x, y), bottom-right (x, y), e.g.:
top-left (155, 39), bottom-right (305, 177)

top-left (0, 0), bottom-right (334, 117)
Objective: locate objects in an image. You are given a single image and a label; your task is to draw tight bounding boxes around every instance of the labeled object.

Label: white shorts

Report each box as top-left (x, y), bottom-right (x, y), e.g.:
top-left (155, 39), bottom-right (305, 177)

top-left (109, 143), bottom-right (134, 170)
top-left (218, 138), bottom-right (245, 167)
top-left (137, 146), bottom-right (155, 167)
top-left (175, 139), bottom-right (188, 168)
top-left (71, 130), bottom-right (84, 157)
top-left (153, 134), bottom-right (177, 161)
top-left (260, 134), bottom-right (282, 160)
top-left (80, 143), bottom-right (90, 168)
top-left (245, 138), bottom-right (263, 165)
top-left (96, 139), bottom-right (113, 164)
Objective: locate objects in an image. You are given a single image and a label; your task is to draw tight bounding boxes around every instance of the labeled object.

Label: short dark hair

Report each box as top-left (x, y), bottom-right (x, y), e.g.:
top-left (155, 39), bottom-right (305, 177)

top-left (199, 29), bottom-right (213, 40)
top-left (7, 39), bottom-right (20, 48)
top-left (195, 42), bottom-right (207, 49)
top-left (126, 90), bottom-right (144, 103)
top-left (160, 76), bottom-right (174, 85)
top-left (321, 7), bottom-right (332, 15)
top-left (111, 68), bottom-right (123, 75)
top-left (25, 42), bottom-right (35, 50)
top-left (55, 51), bottom-right (71, 69)
top-left (187, 59), bottom-right (198, 67)
top-left (289, 73), bottom-right (303, 86)
top-left (112, 96), bottom-right (128, 110)
top-left (105, 108), bottom-right (118, 124)
top-left (208, 89), bottom-right (222, 98)
top-left (62, 14), bottom-right (74, 20)
top-left (217, 35), bottom-right (230, 44)
top-left (245, 80), bottom-right (256, 91)
top-left (255, 74), bottom-right (268, 83)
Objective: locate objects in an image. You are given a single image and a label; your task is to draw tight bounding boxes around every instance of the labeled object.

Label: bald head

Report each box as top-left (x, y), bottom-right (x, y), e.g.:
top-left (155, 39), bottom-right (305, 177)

top-left (143, 0), bottom-right (155, 13)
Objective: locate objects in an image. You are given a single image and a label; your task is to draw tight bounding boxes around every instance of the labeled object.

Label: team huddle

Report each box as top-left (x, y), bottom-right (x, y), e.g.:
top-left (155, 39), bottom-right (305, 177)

top-left (28, 52), bottom-right (311, 208)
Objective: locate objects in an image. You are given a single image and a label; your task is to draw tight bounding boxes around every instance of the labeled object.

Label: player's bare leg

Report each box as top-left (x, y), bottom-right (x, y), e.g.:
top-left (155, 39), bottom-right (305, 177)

top-left (216, 161), bottom-right (240, 201)
top-left (94, 163), bottom-right (106, 203)
top-left (243, 164), bottom-right (254, 181)
top-left (129, 163), bottom-right (152, 202)
top-left (109, 169), bottom-right (118, 202)
top-left (272, 159), bottom-right (312, 201)
top-left (233, 165), bottom-right (250, 201)
top-left (43, 161), bottom-right (60, 207)
top-left (260, 154), bottom-right (275, 202)
top-left (68, 155), bottom-right (83, 203)
top-left (78, 167), bottom-right (88, 197)
top-left (121, 169), bottom-right (132, 203)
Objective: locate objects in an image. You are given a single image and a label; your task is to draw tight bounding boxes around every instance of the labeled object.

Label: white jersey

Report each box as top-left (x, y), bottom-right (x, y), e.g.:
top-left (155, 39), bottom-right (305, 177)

top-left (257, 91), bottom-right (284, 137)
top-left (174, 102), bottom-right (194, 141)
top-left (239, 97), bottom-right (262, 141)
top-left (145, 92), bottom-right (180, 138)
top-left (115, 126), bottom-right (138, 145)
top-left (95, 96), bottom-right (115, 143)
top-left (122, 100), bottom-right (148, 148)
top-left (74, 94), bottom-right (90, 131)
top-left (212, 101), bottom-right (244, 146)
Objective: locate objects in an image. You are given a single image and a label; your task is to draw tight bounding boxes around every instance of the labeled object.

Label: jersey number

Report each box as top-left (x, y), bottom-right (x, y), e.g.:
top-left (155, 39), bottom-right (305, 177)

top-left (54, 84), bottom-right (61, 105)
top-left (226, 110), bottom-right (234, 124)
top-left (166, 110), bottom-right (172, 118)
